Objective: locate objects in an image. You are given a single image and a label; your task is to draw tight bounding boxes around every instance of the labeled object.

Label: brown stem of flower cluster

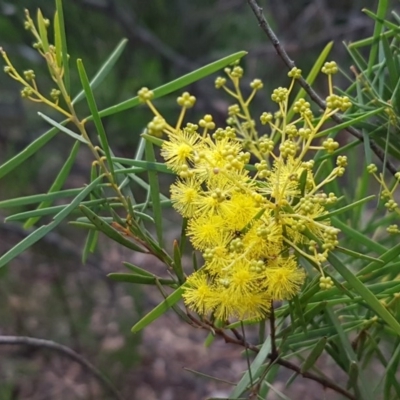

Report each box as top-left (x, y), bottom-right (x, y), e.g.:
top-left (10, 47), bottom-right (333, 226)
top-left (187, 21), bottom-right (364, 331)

top-left (246, 0), bottom-right (397, 177)
top-left (187, 312), bottom-right (356, 400)
top-left (0, 335), bottom-right (124, 400)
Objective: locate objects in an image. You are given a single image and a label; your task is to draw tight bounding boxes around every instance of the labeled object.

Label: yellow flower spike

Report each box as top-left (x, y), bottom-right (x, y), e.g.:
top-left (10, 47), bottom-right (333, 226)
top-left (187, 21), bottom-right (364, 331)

top-left (182, 272), bottom-right (215, 316)
top-left (264, 256), bottom-right (305, 300)
top-left (204, 247), bottom-right (232, 276)
top-left (160, 128), bottom-right (200, 172)
top-left (187, 214), bottom-right (233, 250)
top-left (170, 177), bottom-right (202, 218)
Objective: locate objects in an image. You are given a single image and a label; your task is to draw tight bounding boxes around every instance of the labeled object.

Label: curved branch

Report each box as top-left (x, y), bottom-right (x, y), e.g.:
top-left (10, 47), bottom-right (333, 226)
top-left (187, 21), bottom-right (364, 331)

top-left (246, 0), bottom-right (397, 176)
top-left (0, 335), bottom-right (124, 400)
top-left (187, 313), bottom-right (356, 400)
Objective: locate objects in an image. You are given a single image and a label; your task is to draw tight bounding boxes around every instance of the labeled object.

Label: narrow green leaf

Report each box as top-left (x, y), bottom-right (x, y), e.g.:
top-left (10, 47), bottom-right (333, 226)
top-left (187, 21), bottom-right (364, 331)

top-left (315, 108), bottom-right (384, 140)
top-left (348, 28), bottom-right (396, 49)
top-left (346, 45), bottom-right (369, 81)
top-left (113, 157), bottom-right (172, 174)
top-left (291, 296), bottom-right (307, 333)
top-left (384, 342), bottom-right (400, 399)
top-left (38, 112), bottom-right (88, 143)
top-left (229, 337), bottom-right (271, 398)
top-left (6, 205), bottom-right (68, 221)
top-left (0, 188), bottom-right (84, 208)
top-left (122, 262), bottom-right (154, 277)
top-left (335, 246), bottom-right (383, 264)
top-left (5, 199), bottom-right (111, 221)
top-left (260, 382), bottom-right (291, 400)
top-left (108, 273), bottom-right (175, 286)
top-left (24, 141), bottom-right (80, 228)
top-left (332, 217), bottom-right (386, 255)
top-left (179, 217), bottom-right (188, 257)
top-left (82, 229), bottom-right (98, 264)
top-left (325, 309), bottom-right (373, 400)
top-left (390, 71), bottom-right (400, 115)
top-left (357, 242), bottom-right (400, 277)
top-left (0, 127), bottom-right (58, 179)
top-left (329, 252), bottom-right (400, 336)
top-left (258, 364), bottom-right (280, 399)
top-left (53, 10), bottom-right (62, 68)
top-left (77, 59), bottom-right (114, 176)
top-left (381, 34), bottom-right (398, 89)
top-left (131, 285), bottom-right (185, 333)
top-left (277, 321), bottom-right (364, 348)
top-left (366, 0), bottom-right (389, 75)
top-left (79, 205), bottom-right (146, 253)
top-left (141, 133), bottom-right (164, 148)
top-left (300, 337), bottom-right (327, 373)
top-left (55, 0), bottom-right (70, 92)
top-left (36, 9), bottom-right (49, 53)
top-left (73, 39), bottom-right (128, 104)
top-left (172, 240), bottom-right (186, 285)
top-left (347, 361), bottom-right (359, 390)
top-left (0, 176), bottom-right (103, 269)
top-left (145, 139), bottom-right (163, 246)
top-left (69, 221), bottom-right (96, 230)
top-left (98, 51), bottom-right (247, 118)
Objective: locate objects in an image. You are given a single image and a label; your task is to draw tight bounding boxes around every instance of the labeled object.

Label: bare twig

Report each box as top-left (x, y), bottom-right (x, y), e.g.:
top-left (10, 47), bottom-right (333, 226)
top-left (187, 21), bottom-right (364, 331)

top-left (269, 301), bottom-right (277, 358)
top-left (187, 313), bottom-right (356, 400)
top-left (0, 335), bottom-right (124, 400)
top-left (246, 0), bottom-right (397, 176)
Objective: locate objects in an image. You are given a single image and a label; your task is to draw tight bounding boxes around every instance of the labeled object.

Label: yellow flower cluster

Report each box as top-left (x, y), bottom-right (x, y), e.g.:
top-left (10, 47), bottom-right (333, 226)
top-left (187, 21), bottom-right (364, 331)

top-left (139, 62), bottom-right (350, 321)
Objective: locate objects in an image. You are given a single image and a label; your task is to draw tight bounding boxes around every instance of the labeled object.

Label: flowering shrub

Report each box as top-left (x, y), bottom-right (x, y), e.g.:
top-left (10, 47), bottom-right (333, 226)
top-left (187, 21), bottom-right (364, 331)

top-left (2, 2), bottom-right (400, 400)
top-left (138, 64), bottom-right (350, 321)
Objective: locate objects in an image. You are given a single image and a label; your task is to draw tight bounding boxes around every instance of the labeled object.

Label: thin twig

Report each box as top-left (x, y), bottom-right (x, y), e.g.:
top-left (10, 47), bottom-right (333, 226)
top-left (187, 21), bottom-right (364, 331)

top-left (246, 0), bottom-right (397, 176)
top-left (269, 301), bottom-right (277, 358)
top-left (0, 335), bottom-right (124, 400)
top-left (187, 314), bottom-right (356, 400)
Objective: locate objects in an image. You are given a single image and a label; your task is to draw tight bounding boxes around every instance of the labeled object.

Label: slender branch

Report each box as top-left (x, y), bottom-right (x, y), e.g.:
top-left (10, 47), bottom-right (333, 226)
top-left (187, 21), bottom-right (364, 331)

top-left (0, 335), bottom-right (124, 400)
top-left (246, 0), bottom-right (397, 176)
top-left (187, 313), bottom-right (356, 400)
top-left (269, 301), bottom-right (277, 357)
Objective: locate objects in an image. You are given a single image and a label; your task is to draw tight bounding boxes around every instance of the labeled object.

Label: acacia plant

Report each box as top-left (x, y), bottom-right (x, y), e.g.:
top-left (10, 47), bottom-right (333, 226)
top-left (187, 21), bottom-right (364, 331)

top-left (1, 0), bottom-right (400, 399)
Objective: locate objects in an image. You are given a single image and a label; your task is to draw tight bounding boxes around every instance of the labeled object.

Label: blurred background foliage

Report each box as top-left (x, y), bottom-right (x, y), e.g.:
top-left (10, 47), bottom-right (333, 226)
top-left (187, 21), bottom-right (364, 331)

top-left (1, 0), bottom-right (399, 399)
